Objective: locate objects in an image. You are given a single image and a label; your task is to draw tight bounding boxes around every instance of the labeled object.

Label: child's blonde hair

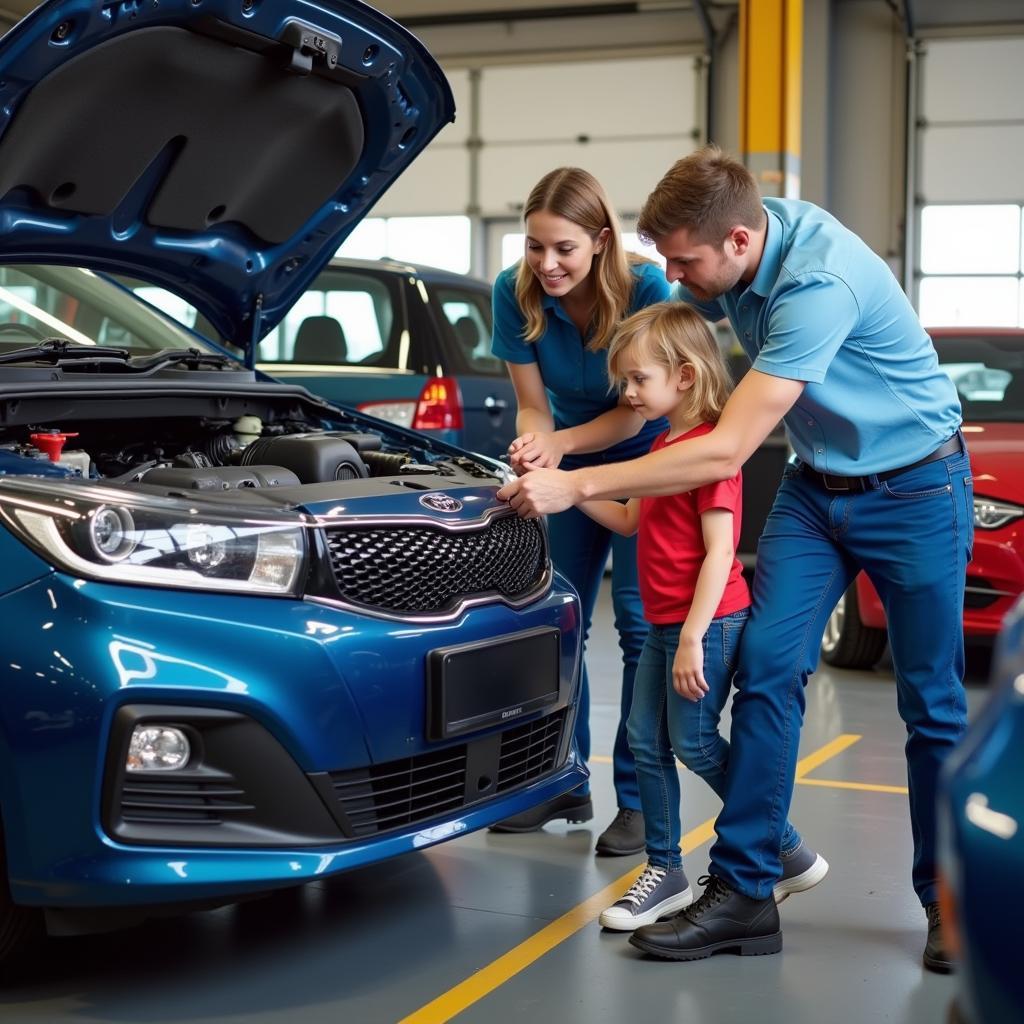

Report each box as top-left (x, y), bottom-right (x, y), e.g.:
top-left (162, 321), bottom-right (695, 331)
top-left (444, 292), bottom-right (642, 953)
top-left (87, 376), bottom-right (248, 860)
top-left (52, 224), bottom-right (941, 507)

top-left (607, 302), bottom-right (732, 424)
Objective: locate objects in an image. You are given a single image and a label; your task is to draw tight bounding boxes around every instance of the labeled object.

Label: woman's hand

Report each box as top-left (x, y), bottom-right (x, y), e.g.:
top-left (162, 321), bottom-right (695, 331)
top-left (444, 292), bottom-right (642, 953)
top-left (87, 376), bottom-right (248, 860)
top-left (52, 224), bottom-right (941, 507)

top-left (508, 431), bottom-right (565, 473)
top-left (672, 630), bottom-right (709, 701)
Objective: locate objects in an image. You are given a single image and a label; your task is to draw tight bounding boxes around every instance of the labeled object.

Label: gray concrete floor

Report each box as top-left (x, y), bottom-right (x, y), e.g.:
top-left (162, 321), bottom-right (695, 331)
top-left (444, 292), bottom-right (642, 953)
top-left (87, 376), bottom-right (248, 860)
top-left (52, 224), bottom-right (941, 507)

top-left (1, 582), bottom-right (990, 1023)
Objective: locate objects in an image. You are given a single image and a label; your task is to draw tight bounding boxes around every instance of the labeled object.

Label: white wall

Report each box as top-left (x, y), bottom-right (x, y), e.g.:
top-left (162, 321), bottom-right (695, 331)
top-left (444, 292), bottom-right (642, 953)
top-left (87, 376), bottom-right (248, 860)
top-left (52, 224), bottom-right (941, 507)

top-left (374, 0), bottom-right (1024, 288)
top-left (373, 54), bottom-right (701, 221)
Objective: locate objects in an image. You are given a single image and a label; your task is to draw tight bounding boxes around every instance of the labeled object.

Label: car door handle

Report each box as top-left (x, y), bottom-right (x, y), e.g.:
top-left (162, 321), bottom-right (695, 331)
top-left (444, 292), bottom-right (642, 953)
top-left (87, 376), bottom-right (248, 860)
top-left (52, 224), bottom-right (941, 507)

top-left (484, 396), bottom-right (508, 411)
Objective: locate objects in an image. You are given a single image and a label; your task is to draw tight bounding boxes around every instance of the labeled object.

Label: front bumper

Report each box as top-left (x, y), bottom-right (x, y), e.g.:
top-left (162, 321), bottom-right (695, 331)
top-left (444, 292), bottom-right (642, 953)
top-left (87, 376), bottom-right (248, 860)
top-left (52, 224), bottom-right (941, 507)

top-left (961, 527), bottom-right (1024, 636)
top-left (0, 571), bottom-right (585, 907)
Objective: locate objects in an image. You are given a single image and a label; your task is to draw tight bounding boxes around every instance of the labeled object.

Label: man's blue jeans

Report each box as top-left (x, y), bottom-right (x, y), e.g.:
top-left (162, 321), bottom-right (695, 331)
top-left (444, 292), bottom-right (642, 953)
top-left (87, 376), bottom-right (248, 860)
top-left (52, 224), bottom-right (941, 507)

top-left (710, 443), bottom-right (973, 905)
top-left (547, 503), bottom-right (647, 809)
top-left (628, 612), bottom-right (800, 870)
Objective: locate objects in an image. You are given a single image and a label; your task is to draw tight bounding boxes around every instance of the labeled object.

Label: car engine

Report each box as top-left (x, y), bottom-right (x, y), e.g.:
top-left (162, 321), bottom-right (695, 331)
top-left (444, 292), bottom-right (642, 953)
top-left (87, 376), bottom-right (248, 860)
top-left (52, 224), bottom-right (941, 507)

top-left (0, 387), bottom-right (507, 505)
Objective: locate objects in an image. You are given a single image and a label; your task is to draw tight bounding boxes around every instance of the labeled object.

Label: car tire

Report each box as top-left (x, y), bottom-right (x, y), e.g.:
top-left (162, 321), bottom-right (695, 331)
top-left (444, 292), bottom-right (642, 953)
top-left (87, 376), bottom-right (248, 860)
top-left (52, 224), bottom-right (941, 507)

top-left (820, 584), bottom-right (888, 670)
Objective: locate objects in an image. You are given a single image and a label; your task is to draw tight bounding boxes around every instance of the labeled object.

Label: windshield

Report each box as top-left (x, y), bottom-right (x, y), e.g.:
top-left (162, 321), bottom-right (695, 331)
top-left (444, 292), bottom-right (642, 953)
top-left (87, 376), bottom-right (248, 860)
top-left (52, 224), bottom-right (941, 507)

top-left (934, 333), bottom-right (1024, 423)
top-left (0, 265), bottom-right (225, 355)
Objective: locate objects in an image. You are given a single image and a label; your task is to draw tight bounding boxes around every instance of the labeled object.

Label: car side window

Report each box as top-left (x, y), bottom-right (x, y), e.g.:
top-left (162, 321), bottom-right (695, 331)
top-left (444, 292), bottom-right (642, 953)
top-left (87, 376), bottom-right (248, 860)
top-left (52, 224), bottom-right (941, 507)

top-left (257, 269), bottom-right (403, 368)
top-left (434, 286), bottom-right (505, 377)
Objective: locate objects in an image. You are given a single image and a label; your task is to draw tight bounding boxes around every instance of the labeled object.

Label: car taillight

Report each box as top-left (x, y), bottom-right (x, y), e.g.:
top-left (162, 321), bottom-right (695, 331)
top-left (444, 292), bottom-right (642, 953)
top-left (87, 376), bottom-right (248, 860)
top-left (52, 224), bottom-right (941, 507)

top-left (412, 376), bottom-right (463, 431)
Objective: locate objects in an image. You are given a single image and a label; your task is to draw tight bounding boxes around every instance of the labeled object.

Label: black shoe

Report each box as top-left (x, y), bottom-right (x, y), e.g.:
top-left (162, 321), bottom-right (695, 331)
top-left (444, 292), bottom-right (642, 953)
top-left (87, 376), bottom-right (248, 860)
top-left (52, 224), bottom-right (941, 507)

top-left (595, 807), bottom-right (646, 856)
top-left (487, 792), bottom-right (593, 833)
top-left (629, 874), bottom-right (782, 961)
top-left (923, 901), bottom-right (954, 974)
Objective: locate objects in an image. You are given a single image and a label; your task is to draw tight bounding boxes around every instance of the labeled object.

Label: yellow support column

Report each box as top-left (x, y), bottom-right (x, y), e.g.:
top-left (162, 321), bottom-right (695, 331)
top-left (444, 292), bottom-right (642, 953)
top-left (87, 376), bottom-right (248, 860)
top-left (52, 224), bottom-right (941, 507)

top-left (739, 0), bottom-right (802, 198)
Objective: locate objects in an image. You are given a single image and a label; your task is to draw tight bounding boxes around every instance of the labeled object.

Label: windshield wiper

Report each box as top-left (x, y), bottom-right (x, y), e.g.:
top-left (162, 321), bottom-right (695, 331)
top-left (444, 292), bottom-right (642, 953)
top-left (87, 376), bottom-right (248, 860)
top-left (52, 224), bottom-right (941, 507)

top-left (0, 338), bottom-right (130, 365)
top-left (0, 340), bottom-right (235, 372)
top-left (127, 348), bottom-right (235, 372)
top-left (0, 339), bottom-right (234, 372)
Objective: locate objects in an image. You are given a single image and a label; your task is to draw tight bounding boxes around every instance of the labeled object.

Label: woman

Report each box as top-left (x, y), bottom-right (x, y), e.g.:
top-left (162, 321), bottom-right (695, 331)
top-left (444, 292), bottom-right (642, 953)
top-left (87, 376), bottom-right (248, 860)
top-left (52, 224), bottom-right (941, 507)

top-left (489, 167), bottom-right (670, 855)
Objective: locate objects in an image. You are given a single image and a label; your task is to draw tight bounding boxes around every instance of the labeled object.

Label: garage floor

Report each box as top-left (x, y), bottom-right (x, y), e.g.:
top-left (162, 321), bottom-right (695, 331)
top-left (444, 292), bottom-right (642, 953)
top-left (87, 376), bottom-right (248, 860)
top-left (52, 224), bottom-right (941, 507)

top-left (3, 582), bottom-right (987, 1023)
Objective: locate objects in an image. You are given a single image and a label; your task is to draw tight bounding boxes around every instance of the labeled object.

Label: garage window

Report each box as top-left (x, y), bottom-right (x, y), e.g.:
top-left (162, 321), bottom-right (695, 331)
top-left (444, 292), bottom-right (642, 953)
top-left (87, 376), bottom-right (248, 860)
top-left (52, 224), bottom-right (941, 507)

top-left (339, 216), bottom-right (471, 275)
top-left (919, 204), bottom-right (1024, 328)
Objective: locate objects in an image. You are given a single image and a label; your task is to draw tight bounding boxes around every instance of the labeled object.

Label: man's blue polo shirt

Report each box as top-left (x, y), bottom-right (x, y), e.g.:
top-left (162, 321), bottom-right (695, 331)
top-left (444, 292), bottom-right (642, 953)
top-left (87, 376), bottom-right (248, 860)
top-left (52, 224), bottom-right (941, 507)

top-left (677, 198), bottom-right (962, 476)
top-left (491, 260), bottom-right (670, 461)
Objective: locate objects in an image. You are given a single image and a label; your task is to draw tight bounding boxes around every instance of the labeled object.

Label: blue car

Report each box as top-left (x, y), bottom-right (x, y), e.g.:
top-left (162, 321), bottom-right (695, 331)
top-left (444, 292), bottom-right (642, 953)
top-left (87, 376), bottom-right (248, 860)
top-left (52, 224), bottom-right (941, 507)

top-left (0, 0), bottom-right (585, 960)
top-left (938, 595), bottom-right (1024, 1022)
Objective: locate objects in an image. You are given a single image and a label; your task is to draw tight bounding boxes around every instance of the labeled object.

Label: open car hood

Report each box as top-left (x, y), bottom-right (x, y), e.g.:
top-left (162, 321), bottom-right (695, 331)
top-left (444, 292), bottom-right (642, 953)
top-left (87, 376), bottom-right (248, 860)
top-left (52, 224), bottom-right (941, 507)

top-left (0, 0), bottom-right (453, 354)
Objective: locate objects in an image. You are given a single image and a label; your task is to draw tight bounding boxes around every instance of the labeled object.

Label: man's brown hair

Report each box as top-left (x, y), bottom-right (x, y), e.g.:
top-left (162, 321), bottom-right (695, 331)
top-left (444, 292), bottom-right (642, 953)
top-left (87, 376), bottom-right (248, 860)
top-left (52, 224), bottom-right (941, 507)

top-left (637, 145), bottom-right (766, 246)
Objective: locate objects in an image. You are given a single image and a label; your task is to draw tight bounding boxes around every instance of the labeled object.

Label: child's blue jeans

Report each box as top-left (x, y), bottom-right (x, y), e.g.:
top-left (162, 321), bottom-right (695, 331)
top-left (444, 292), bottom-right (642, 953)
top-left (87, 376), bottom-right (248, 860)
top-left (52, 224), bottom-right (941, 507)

top-left (627, 609), bottom-right (800, 870)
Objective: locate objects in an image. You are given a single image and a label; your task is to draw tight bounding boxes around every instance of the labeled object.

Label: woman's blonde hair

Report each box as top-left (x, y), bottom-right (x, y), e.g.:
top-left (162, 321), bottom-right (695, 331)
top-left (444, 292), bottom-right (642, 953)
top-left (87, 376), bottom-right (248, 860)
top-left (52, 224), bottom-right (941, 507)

top-left (514, 167), bottom-right (644, 351)
top-left (607, 302), bottom-right (732, 424)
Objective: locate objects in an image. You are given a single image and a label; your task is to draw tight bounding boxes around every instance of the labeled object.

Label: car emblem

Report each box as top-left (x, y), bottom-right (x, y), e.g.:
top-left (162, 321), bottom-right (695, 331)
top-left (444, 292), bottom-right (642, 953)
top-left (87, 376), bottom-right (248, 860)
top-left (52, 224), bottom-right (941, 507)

top-left (419, 492), bottom-right (463, 513)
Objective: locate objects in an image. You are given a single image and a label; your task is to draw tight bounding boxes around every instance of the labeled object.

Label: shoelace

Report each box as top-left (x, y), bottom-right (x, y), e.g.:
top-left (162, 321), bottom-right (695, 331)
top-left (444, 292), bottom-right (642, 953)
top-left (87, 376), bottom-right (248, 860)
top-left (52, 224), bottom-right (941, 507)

top-left (686, 874), bottom-right (731, 918)
top-left (613, 808), bottom-right (639, 827)
top-left (620, 864), bottom-right (668, 907)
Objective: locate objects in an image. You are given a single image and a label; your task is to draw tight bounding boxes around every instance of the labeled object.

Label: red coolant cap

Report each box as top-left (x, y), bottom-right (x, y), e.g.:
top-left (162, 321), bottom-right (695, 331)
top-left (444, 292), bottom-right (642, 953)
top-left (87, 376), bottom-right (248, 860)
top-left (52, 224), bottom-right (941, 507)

top-left (29, 432), bottom-right (79, 462)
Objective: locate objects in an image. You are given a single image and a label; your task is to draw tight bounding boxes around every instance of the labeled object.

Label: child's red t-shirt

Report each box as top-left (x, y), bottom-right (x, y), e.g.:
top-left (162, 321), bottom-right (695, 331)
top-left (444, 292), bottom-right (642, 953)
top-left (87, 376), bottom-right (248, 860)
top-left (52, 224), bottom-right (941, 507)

top-left (637, 422), bottom-right (751, 624)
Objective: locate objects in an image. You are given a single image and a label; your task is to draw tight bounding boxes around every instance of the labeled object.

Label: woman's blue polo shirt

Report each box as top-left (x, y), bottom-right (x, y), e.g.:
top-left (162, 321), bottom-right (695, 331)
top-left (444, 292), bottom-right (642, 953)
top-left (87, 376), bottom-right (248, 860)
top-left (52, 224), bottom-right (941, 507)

top-left (491, 260), bottom-right (670, 462)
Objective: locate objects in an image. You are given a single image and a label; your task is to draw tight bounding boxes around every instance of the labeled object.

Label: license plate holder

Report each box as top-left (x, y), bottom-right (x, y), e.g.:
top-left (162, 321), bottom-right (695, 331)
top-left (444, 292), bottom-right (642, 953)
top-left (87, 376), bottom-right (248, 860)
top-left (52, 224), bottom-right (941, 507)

top-left (426, 627), bottom-right (560, 740)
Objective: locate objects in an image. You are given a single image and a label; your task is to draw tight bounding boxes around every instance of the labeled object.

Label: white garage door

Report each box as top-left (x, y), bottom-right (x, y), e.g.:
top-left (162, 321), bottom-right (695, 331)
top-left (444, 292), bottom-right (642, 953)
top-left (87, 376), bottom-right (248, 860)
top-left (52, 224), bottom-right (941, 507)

top-left (917, 37), bottom-right (1024, 326)
top-left (364, 54), bottom-right (699, 276)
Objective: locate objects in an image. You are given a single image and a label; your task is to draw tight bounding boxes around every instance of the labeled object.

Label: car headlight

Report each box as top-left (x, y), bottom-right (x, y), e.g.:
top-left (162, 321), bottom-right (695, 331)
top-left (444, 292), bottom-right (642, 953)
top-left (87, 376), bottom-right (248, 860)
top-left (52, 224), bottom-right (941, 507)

top-left (974, 496), bottom-right (1024, 531)
top-left (0, 479), bottom-right (307, 595)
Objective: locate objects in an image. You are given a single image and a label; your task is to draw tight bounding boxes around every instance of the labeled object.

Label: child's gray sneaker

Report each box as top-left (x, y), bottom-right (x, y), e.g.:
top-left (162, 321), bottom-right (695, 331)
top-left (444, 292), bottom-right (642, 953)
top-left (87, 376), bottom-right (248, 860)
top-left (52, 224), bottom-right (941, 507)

top-left (599, 863), bottom-right (694, 931)
top-left (773, 840), bottom-right (829, 904)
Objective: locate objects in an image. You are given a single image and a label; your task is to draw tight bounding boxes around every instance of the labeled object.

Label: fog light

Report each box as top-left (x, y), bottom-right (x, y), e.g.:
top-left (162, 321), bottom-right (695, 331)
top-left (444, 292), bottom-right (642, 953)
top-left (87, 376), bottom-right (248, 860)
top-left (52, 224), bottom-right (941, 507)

top-left (126, 726), bottom-right (191, 772)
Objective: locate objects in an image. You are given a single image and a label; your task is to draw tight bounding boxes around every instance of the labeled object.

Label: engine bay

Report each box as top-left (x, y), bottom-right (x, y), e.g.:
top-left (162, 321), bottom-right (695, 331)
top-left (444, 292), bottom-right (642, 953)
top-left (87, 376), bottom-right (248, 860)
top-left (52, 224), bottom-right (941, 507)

top-left (0, 387), bottom-right (505, 506)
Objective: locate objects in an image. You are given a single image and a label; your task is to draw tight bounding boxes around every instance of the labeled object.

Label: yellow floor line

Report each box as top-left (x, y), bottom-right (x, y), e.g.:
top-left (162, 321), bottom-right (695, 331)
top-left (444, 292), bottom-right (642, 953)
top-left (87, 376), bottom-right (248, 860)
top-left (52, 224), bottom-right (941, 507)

top-left (398, 735), bottom-right (859, 1024)
top-left (798, 777), bottom-right (908, 795)
top-left (593, 733), bottom-right (863, 781)
top-left (794, 733), bottom-right (861, 777)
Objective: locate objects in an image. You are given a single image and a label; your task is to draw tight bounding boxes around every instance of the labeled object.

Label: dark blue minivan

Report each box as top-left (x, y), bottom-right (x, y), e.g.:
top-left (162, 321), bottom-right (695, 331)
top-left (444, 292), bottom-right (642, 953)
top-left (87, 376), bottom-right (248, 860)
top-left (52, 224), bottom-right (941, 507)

top-left (254, 257), bottom-right (517, 461)
top-left (131, 256), bottom-right (519, 461)
top-left (0, 0), bottom-right (584, 962)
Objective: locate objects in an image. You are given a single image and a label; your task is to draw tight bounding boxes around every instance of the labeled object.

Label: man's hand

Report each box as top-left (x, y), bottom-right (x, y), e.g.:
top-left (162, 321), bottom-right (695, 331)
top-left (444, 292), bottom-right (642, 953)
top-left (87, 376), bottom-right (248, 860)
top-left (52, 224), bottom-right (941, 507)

top-left (507, 431), bottom-right (564, 474)
top-left (497, 467), bottom-right (581, 517)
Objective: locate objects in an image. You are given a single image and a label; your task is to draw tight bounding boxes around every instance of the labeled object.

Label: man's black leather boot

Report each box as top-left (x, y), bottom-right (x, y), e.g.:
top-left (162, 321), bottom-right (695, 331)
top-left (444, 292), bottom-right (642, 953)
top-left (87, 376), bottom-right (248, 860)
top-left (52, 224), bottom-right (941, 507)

top-left (923, 901), bottom-right (954, 974)
top-left (629, 874), bottom-right (782, 961)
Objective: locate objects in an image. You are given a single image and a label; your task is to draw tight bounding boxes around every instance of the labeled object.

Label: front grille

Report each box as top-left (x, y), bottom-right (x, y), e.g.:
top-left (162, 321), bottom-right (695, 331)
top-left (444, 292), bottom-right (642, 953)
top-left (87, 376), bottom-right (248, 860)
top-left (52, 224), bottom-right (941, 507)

top-left (964, 578), bottom-right (1004, 610)
top-left (323, 513), bottom-right (547, 614)
top-left (331, 747), bottom-right (468, 838)
top-left (328, 708), bottom-right (568, 837)
top-left (118, 775), bottom-right (253, 826)
top-left (497, 710), bottom-right (565, 792)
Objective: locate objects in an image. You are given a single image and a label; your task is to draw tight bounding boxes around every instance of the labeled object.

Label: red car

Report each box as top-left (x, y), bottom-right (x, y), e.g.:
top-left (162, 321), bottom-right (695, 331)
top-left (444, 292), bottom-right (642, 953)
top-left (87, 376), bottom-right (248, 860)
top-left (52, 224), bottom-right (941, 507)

top-left (822, 328), bottom-right (1024, 669)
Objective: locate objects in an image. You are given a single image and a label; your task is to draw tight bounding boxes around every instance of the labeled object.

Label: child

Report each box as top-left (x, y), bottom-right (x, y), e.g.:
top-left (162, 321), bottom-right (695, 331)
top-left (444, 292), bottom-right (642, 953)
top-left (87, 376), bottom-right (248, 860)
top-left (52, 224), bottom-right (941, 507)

top-left (579, 302), bottom-right (828, 931)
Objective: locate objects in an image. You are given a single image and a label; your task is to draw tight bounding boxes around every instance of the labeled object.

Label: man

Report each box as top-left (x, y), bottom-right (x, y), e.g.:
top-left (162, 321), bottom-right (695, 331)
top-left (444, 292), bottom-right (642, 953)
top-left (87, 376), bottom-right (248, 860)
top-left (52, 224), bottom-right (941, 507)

top-left (497, 146), bottom-right (970, 971)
